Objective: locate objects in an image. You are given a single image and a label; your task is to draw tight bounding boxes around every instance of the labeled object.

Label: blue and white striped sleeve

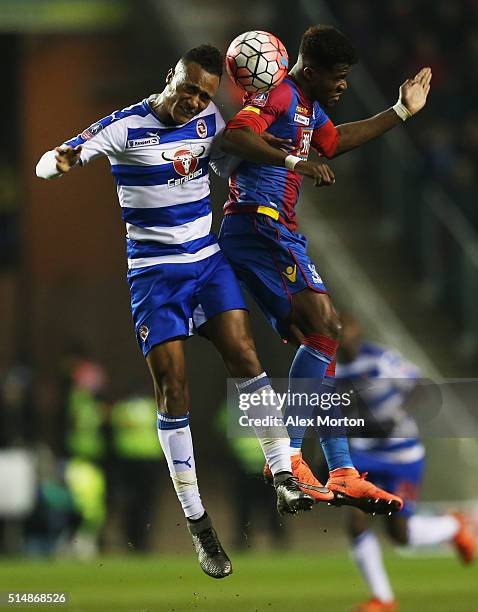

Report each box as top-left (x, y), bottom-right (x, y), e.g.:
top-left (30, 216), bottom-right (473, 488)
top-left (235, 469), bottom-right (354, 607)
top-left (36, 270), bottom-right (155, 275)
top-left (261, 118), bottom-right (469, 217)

top-left (63, 111), bottom-right (127, 165)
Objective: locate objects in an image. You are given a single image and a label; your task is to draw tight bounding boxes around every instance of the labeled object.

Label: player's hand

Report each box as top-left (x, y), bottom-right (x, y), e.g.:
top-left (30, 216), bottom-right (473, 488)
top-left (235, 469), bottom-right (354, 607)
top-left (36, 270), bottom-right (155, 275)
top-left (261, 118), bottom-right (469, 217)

top-left (261, 132), bottom-right (294, 151)
top-left (54, 145), bottom-right (82, 173)
top-left (399, 67), bottom-right (432, 116)
top-left (295, 160), bottom-right (335, 187)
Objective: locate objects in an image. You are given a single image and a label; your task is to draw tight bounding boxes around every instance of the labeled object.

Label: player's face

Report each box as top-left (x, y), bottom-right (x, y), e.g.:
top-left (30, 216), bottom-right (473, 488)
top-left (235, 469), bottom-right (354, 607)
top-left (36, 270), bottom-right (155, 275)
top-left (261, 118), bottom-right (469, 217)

top-left (306, 63), bottom-right (352, 108)
top-left (163, 60), bottom-right (220, 124)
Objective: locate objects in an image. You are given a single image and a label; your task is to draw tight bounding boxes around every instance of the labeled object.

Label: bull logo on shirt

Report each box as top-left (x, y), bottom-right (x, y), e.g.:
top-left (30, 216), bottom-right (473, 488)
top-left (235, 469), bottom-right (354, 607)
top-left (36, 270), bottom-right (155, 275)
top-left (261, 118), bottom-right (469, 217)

top-left (162, 146), bottom-right (205, 177)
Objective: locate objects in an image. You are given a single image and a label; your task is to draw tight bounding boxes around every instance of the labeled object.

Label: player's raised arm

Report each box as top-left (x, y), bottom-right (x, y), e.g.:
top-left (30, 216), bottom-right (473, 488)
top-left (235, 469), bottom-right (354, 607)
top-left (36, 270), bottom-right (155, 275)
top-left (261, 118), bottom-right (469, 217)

top-left (35, 113), bottom-right (127, 180)
top-left (332, 67), bottom-right (432, 157)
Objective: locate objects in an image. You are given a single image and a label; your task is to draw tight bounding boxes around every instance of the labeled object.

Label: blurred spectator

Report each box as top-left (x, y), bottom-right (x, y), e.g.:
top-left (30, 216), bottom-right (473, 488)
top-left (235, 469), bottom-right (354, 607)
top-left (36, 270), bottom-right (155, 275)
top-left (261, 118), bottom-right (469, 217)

top-left (56, 344), bottom-right (110, 556)
top-left (0, 361), bottom-right (35, 448)
top-left (106, 393), bottom-right (164, 552)
top-left (24, 446), bottom-right (80, 557)
top-left (58, 343), bottom-right (109, 461)
top-left (0, 361), bottom-right (37, 554)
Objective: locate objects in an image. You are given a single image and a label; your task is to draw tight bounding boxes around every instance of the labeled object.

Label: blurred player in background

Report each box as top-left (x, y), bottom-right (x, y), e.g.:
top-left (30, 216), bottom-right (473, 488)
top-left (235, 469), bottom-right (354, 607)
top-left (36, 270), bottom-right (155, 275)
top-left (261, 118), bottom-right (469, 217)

top-left (336, 312), bottom-right (475, 612)
top-left (35, 45), bottom-right (316, 579)
top-left (219, 24), bottom-right (431, 513)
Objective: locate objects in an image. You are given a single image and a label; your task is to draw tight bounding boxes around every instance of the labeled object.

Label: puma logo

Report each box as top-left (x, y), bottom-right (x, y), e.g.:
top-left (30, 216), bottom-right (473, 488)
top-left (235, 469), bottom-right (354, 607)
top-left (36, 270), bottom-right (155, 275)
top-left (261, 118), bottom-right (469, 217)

top-left (173, 456), bottom-right (192, 469)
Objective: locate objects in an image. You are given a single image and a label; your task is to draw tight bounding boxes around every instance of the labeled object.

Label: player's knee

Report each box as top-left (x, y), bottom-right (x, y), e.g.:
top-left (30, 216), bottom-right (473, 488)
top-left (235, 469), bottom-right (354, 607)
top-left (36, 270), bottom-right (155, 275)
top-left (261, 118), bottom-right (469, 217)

top-left (324, 311), bottom-right (342, 341)
top-left (297, 303), bottom-right (342, 340)
top-left (300, 316), bottom-right (341, 342)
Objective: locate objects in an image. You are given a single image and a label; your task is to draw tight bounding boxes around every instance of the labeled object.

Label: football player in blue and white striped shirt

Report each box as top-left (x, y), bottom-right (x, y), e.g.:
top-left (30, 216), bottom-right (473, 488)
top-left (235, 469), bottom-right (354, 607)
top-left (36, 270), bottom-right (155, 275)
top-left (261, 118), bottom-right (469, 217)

top-left (36, 45), bottom-right (317, 578)
top-left (336, 313), bottom-right (475, 611)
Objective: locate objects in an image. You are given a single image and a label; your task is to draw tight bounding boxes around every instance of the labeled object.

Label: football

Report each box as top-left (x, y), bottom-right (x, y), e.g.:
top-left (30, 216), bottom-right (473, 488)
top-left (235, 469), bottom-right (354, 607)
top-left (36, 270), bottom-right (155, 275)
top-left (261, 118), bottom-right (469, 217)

top-left (225, 30), bottom-right (288, 94)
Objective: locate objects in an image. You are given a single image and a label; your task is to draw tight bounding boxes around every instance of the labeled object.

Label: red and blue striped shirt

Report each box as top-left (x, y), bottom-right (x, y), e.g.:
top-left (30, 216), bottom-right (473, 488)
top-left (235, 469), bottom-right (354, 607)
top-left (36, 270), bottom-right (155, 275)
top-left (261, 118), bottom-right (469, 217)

top-left (224, 76), bottom-right (339, 231)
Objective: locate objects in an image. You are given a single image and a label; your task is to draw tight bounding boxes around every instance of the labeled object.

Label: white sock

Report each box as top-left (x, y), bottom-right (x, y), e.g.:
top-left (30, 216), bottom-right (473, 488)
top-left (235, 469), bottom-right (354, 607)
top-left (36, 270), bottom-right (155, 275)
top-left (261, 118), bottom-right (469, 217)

top-left (408, 514), bottom-right (460, 546)
top-left (236, 373), bottom-right (291, 476)
top-left (289, 446), bottom-right (301, 457)
top-left (352, 531), bottom-right (394, 603)
top-left (261, 437), bottom-right (292, 475)
top-left (157, 413), bottom-right (205, 520)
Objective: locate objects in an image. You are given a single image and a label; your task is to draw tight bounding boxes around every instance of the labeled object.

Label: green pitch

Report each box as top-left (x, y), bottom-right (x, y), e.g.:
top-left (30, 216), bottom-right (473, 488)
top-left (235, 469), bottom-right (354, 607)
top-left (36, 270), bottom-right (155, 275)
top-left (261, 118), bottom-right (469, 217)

top-left (0, 553), bottom-right (475, 611)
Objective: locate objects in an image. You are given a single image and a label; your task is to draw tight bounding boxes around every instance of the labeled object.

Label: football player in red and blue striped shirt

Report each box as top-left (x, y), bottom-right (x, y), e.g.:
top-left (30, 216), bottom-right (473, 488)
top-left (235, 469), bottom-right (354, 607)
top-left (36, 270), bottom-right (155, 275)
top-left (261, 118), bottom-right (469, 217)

top-left (219, 25), bottom-right (431, 514)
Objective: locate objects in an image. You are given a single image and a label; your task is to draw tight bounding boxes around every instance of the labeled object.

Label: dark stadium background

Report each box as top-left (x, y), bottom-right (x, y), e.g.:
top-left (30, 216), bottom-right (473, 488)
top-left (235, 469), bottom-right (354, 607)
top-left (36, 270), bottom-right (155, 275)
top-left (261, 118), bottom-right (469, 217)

top-left (0, 0), bottom-right (477, 600)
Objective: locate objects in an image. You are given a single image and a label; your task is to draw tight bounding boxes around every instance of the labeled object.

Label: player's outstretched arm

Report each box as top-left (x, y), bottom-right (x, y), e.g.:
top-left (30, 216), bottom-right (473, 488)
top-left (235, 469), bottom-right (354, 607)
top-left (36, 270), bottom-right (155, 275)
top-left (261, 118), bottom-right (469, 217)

top-left (222, 126), bottom-right (289, 166)
top-left (209, 132), bottom-right (292, 178)
top-left (333, 67), bottom-right (432, 157)
top-left (36, 145), bottom-right (82, 179)
top-left (222, 126), bottom-right (335, 187)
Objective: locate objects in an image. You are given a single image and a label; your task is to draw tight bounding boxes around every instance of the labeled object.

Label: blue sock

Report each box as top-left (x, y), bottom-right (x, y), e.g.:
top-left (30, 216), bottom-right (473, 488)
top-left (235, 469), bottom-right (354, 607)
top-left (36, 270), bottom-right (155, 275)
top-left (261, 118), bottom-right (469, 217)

top-left (287, 343), bottom-right (331, 449)
top-left (319, 375), bottom-right (355, 471)
top-left (287, 341), bottom-right (354, 470)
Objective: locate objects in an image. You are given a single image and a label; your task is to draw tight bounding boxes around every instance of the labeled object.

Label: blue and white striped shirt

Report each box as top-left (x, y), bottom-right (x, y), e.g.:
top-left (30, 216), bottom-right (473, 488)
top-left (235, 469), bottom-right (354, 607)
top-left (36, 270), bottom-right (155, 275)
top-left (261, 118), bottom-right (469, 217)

top-left (336, 342), bottom-right (425, 463)
top-left (64, 97), bottom-right (227, 270)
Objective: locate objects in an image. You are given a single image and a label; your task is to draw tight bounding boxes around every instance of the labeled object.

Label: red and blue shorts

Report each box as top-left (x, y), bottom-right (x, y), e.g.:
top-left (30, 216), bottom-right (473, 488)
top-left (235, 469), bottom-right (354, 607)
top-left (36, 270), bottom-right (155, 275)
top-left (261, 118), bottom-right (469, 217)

top-left (219, 212), bottom-right (328, 338)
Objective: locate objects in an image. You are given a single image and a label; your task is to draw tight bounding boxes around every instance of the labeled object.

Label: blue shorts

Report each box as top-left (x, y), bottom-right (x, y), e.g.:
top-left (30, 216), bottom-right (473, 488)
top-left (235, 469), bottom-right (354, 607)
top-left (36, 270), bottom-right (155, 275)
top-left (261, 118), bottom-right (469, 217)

top-left (128, 250), bottom-right (247, 356)
top-left (351, 448), bottom-right (425, 517)
top-left (219, 214), bottom-right (328, 338)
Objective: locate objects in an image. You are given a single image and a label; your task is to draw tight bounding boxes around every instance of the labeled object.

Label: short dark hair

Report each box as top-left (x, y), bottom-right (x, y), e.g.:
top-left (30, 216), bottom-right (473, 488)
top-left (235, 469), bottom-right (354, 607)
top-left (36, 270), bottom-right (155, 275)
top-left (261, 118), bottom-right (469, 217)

top-left (182, 44), bottom-right (223, 77)
top-left (299, 25), bottom-right (358, 69)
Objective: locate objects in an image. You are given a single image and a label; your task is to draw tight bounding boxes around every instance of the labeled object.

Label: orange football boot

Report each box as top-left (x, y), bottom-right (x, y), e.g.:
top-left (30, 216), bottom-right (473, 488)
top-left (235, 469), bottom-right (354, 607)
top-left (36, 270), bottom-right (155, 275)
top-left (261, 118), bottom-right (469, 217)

top-left (452, 512), bottom-right (475, 564)
top-left (263, 451), bottom-right (334, 503)
top-left (327, 468), bottom-right (403, 515)
top-left (353, 598), bottom-right (398, 611)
